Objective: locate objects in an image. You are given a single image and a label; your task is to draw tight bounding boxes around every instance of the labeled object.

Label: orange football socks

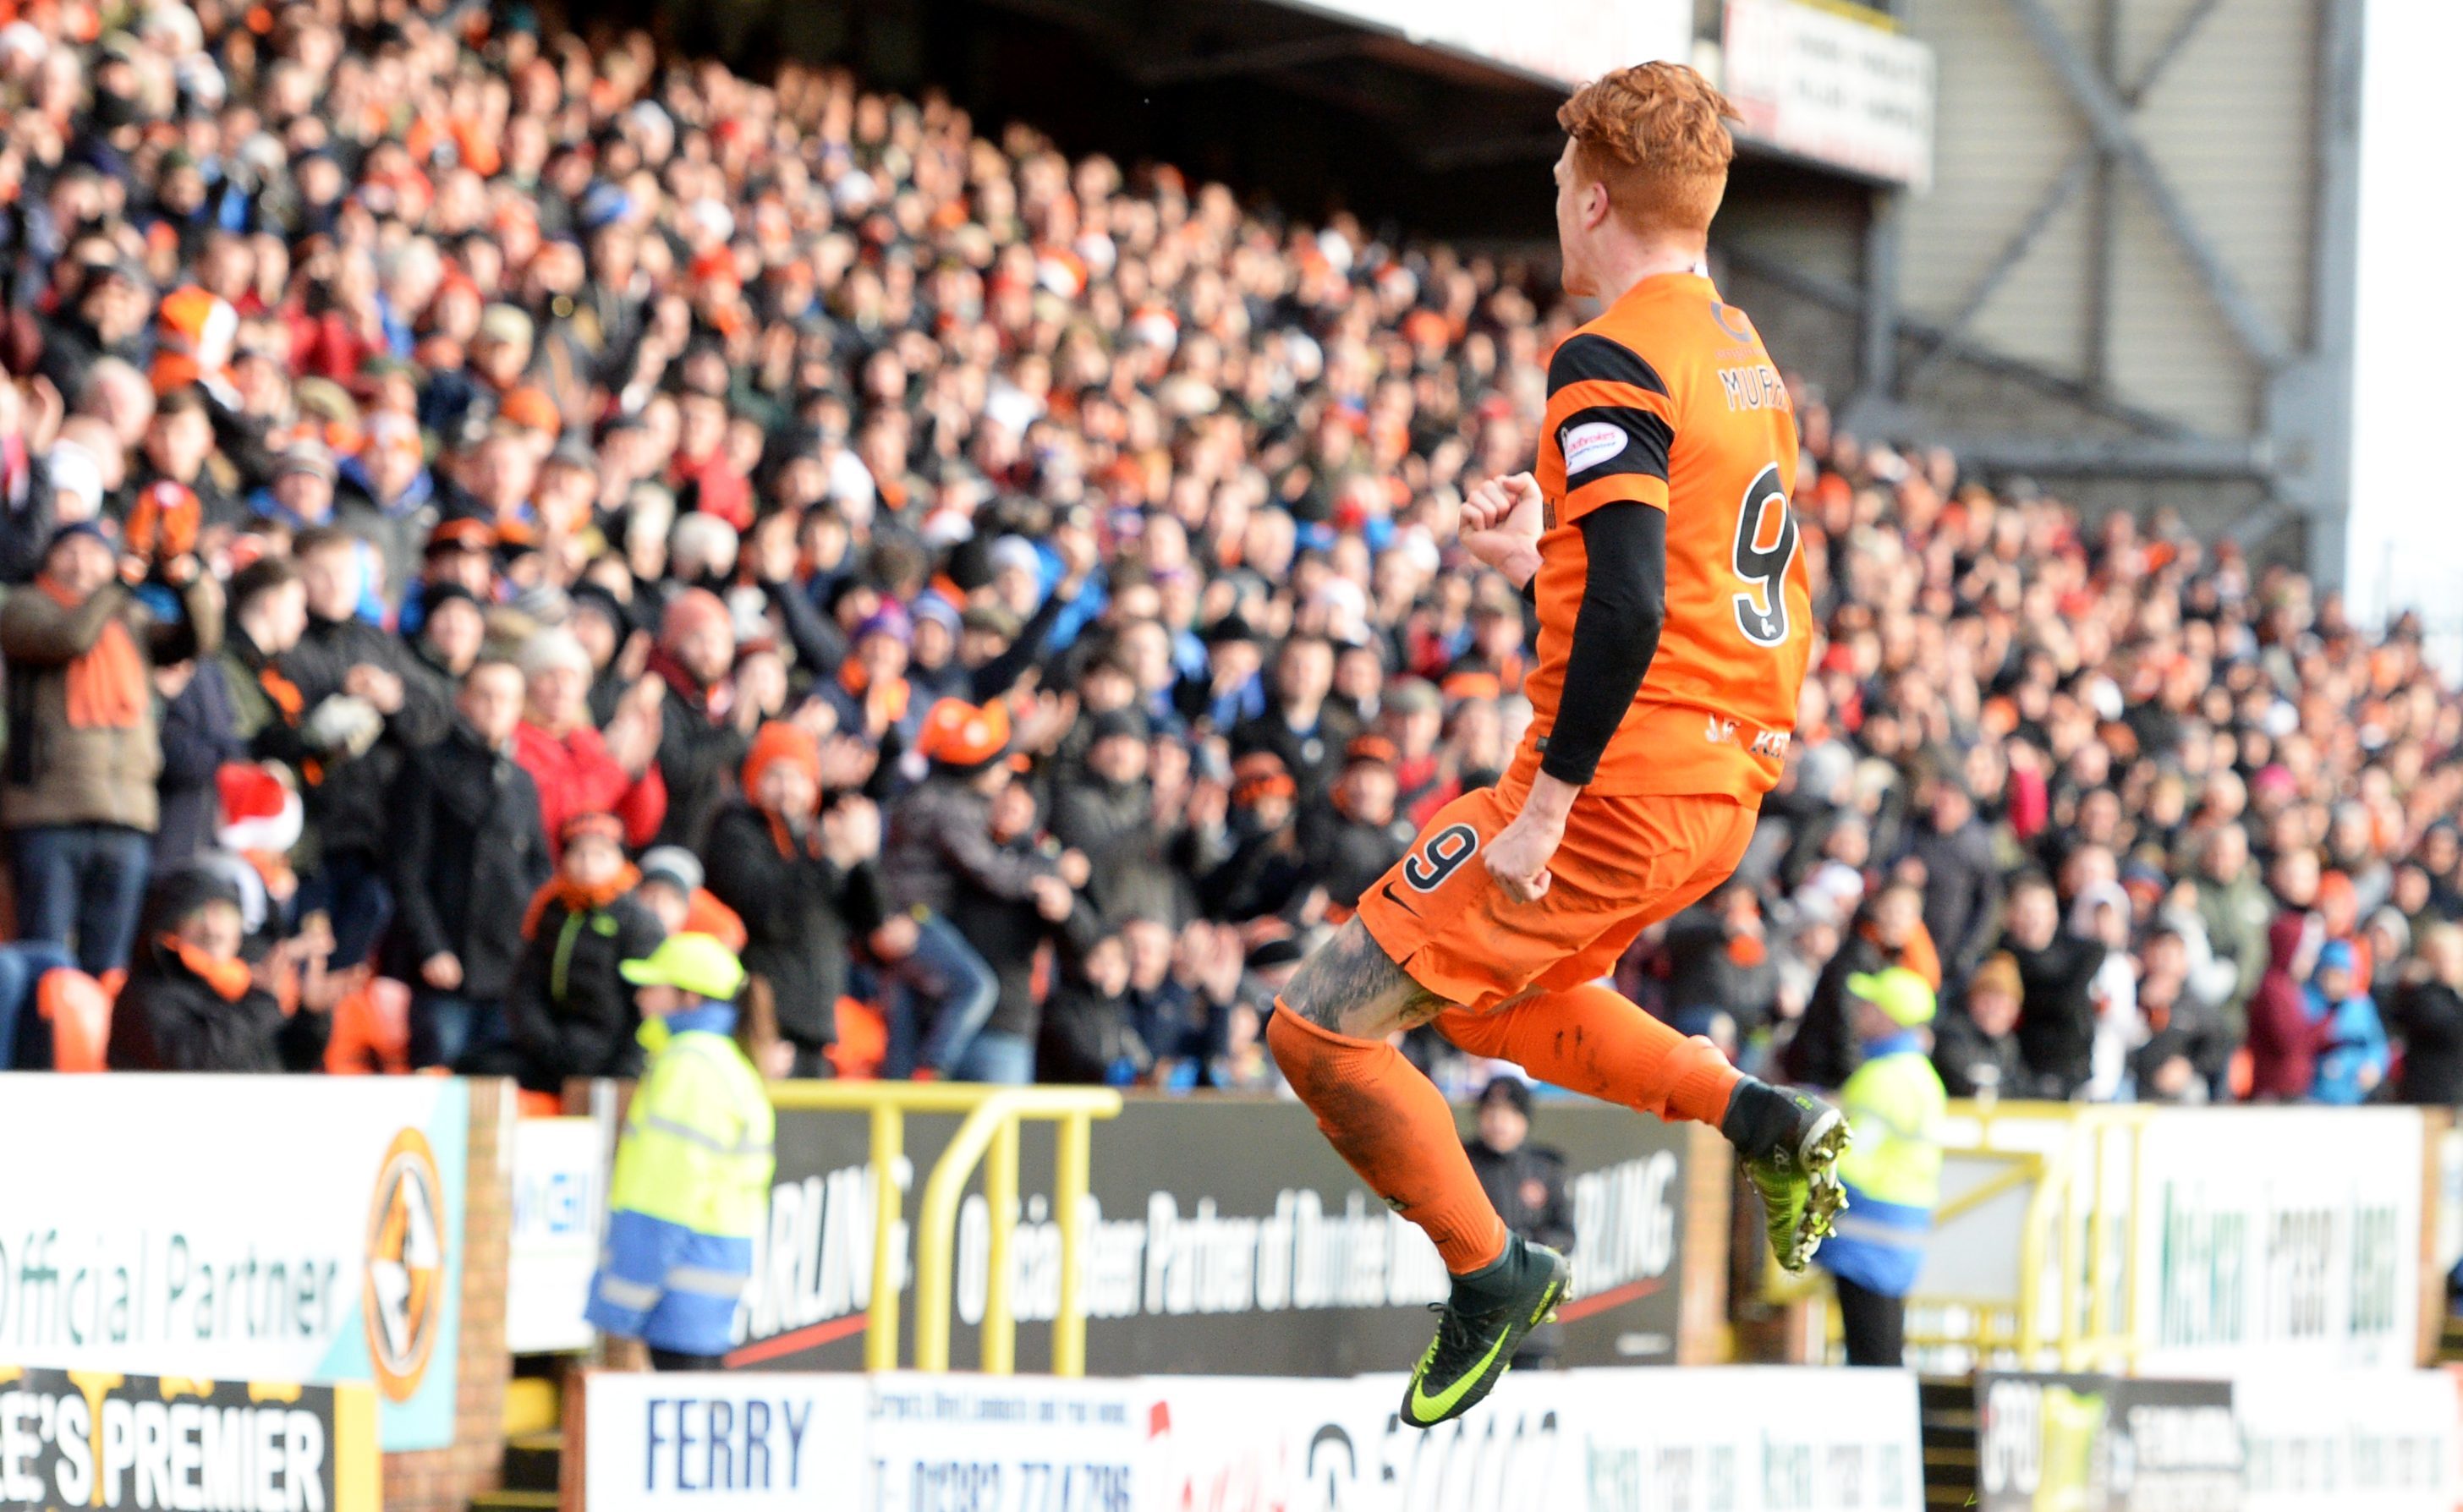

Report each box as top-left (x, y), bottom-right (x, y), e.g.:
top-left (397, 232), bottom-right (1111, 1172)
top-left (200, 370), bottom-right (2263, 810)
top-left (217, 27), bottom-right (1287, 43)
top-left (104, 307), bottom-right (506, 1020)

top-left (1267, 1003), bottom-right (1508, 1275)
top-left (1436, 982), bottom-right (1740, 1126)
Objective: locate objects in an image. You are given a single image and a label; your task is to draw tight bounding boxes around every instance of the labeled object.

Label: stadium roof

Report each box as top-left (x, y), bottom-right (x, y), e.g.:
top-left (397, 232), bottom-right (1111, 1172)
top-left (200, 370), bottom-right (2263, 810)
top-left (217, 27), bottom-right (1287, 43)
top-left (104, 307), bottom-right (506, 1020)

top-left (630, 0), bottom-right (1891, 239)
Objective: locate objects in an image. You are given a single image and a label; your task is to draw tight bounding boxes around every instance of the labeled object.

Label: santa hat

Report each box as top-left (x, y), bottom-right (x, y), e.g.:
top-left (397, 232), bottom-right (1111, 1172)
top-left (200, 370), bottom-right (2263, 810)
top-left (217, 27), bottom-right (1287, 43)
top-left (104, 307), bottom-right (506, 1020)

top-left (215, 761), bottom-right (302, 857)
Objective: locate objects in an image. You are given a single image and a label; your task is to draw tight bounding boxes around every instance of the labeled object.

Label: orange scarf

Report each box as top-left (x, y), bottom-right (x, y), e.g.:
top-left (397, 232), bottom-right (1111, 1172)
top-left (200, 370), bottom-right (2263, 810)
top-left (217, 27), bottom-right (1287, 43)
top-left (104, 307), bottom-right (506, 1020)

top-left (837, 657), bottom-right (912, 728)
top-left (521, 863), bottom-right (641, 940)
top-left (254, 666), bottom-right (322, 785)
top-left (256, 664), bottom-right (304, 721)
top-left (160, 934), bottom-right (251, 1002)
top-left (762, 809), bottom-right (811, 861)
top-left (37, 577), bottom-right (145, 730)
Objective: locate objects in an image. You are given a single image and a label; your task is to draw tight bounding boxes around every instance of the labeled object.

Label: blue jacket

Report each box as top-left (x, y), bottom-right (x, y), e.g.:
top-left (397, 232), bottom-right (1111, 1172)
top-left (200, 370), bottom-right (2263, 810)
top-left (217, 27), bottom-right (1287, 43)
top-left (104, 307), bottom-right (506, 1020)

top-left (2306, 988), bottom-right (2389, 1105)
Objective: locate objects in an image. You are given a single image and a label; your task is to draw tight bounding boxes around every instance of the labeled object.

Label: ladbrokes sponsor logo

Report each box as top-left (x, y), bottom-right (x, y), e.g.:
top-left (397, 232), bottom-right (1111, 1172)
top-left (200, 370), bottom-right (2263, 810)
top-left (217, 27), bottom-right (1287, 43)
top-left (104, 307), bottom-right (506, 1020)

top-left (361, 1130), bottom-right (445, 1403)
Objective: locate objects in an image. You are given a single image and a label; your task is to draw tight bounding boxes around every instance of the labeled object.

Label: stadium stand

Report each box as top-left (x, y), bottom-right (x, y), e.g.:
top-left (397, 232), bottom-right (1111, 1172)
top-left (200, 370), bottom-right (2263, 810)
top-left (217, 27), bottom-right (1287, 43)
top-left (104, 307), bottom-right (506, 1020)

top-left (0, 0), bottom-right (2452, 1124)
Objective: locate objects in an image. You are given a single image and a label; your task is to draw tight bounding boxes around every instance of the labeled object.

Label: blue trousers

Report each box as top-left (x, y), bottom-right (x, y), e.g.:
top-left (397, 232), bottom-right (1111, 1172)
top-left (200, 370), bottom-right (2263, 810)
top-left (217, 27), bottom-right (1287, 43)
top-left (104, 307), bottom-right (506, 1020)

top-left (410, 989), bottom-right (507, 1071)
top-left (298, 851), bottom-right (392, 969)
top-left (12, 824), bottom-right (152, 974)
top-left (881, 912), bottom-right (999, 1078)
top-left (0, 940), bottom-right (78, 1068)
top-left (949, 1028), bottom-right (1035, 1085)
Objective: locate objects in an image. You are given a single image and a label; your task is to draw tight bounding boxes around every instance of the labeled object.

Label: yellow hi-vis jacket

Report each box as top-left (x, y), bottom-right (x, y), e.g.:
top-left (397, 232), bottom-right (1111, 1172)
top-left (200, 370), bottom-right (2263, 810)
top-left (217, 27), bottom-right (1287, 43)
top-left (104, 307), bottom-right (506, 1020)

top-left (584, 1009), bottom-right (776, 1355)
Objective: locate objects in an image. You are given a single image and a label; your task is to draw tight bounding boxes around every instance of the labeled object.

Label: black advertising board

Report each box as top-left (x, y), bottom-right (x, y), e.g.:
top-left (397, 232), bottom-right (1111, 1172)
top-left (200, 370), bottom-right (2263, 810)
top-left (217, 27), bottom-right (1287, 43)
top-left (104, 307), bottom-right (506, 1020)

top-left (1975, 1372), bottom-right (2241, 1512)
top-left (0, 1367), bottom-right (378, 1512)
top-left (731, 1096), bottom-right (1710, 1376)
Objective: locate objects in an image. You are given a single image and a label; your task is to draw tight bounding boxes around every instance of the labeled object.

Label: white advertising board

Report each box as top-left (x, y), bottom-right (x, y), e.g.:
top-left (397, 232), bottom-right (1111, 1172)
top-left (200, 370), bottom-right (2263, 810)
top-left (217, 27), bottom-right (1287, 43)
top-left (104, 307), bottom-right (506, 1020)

top-left (1722, 0), bottom-right (1936, 190)
top-left (0, 1074), bottom-right (469, 1451)
top-left (2133, 1108), bottom-right (2422, 1374)
top-left (505, 1116), bottom-right (606, 1354)
top-left (1149, 1367), bottom-right (1922, 1512)
top-left (584, 1365), bottom-right (1924, 1511)
top-left (581, 1371), bottom-right (867, 1512)
top-left (866, 1372), bottom-right (1145, 1512)
top-left (2235, 1370), bottom-right (2461, 1512)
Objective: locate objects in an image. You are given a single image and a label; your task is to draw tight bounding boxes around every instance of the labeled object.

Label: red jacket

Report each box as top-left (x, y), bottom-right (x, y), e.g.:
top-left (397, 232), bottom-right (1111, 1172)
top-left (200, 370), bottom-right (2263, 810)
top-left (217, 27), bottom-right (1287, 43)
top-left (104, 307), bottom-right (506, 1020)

top-left (512, 720), bottom-right (667, 859)
top-left (2245, 910), bottom-right (2328, 1100)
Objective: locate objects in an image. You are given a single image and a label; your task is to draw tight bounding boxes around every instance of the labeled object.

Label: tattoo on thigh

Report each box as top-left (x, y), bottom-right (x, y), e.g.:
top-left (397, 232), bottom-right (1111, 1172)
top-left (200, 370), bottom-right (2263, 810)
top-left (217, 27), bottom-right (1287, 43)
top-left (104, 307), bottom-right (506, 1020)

top-left (1282, 918), bottom-right (1447, 1033)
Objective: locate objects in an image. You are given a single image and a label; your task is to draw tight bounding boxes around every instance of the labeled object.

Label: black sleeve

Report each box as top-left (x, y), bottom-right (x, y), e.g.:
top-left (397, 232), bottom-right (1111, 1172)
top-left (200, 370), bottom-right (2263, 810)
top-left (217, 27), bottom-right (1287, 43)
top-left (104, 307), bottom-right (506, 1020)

top-left (382, 643), bottom-right (453, 749)
top-left (277, 997), bottom-right (332, 1072)
top-left (968, 580), bottom-right (1079, 702)
top-left (834, 857), bottom-right (891, 938)
top-left (762, 578), bottom-right (847, 678)
top-left (388, 755), bottom-right (450, 965)
top-left (1537, 501), bottom-right (1666, 787)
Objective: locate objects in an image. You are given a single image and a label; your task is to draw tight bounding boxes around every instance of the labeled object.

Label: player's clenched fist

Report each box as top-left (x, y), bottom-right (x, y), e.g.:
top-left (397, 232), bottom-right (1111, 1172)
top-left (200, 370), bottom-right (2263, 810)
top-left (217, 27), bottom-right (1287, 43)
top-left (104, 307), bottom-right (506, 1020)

top-left (1460, 472), bottom-right (1545, 586)
top-left (1483, 805), bottom-right (1563, 904)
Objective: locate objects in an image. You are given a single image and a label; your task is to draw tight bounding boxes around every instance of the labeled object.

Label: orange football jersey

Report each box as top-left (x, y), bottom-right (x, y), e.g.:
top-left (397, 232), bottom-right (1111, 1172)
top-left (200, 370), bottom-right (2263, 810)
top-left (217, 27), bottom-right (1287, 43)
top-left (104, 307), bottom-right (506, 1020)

top-left (1514, 271), bottom-right (1809, 801)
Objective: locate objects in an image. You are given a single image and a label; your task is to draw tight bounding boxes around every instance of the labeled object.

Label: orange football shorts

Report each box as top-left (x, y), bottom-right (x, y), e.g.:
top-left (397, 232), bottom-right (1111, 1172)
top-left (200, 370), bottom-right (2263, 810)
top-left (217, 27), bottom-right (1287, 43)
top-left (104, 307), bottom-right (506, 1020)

top-left (1353, 774), bottom-right (1758, 1014)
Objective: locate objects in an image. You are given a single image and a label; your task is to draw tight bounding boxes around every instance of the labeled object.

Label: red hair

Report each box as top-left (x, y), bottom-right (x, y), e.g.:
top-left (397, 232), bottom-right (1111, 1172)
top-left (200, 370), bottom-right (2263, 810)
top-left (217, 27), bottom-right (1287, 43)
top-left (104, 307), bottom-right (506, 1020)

top-left (1558, 63), bottom-right (1737, 236)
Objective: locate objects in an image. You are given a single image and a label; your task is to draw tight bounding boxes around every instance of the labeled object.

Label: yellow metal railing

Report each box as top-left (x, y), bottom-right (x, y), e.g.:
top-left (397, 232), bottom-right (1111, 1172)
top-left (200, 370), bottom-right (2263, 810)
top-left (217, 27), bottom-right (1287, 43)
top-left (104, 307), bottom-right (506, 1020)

top-left (1905, 1099), bottom-right (2153, 1372)
top-left (765, 1082), bottom-right (1123, 1375)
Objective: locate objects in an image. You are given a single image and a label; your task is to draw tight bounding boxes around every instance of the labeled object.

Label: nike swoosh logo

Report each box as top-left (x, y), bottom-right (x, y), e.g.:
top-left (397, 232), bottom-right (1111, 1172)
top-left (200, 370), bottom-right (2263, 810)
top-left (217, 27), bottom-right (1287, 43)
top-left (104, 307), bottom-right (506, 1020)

top-left (1407, 1329), bottom-right (1512, 1424)
top-left (1529, 1275), bottom-right (1564, 1327)
top-left (1406, 1274), bottom-right (1565, 1425)
top-left (1379, 880), bottom-right (1421, 918)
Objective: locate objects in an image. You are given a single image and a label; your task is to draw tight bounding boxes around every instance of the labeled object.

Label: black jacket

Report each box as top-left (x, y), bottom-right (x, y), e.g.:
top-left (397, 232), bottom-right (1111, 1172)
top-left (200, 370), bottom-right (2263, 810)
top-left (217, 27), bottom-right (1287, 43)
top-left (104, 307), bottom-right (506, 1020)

top-left (1466, 1135), bottom-right (1575, 1361)
top-left (1931, 1007), bottom-right (2030, 1099)
top-left (2129, 986), bottom-right (2233, 1100)
top-left (937, 830), bottom-right (1095, 1042)
top-left (881, 775), bottom-right (1052, 917)
top-left (703, 801), bottom-right (889, 1050)
top-left (1199, 822), bottom-right (1310, 923)
top-left (1909, 819), bottom-right (2003, 984)
top-left (1466, 1137), bottom-right (1574, 1252)
top-left (2007, 934), bottom-right (2108, 1099)
top-left (1780, 930), bottom-right (1893, 1089)
top-left (1303, 808), bottom-right (1413, 912)
top-left (1036, 976), bottom-right (1147, 1085)
top-left (1049, 774), bottom-right (1194, 927)
top-left (1661, 905), bottom-right (1781, 1038)
top-left (108, 940), bottom-right (324, 1072)
top-left (2394, 979), bottom-right (2463, 1105)
top-left (499, 890), bottom-right (664, 1090)
top-left (153, 658), bottom-right (249, 872)
top-left (385, 722), bottom-right (553, 1000)
top-left (650, 672), bottom-right (749, 852)
top-left (0, 462), bottom-right (63, 586)
top-left (282, 611), bottom-right (451, 859)
top-left (1231, 704), bottom-right (1358, 808)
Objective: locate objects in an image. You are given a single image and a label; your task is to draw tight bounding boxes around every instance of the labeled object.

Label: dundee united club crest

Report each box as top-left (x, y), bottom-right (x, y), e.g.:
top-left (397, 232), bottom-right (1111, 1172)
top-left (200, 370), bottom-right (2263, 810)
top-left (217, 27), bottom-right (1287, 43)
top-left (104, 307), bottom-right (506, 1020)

top-left (365, 1126), bottom-right (447, 1401)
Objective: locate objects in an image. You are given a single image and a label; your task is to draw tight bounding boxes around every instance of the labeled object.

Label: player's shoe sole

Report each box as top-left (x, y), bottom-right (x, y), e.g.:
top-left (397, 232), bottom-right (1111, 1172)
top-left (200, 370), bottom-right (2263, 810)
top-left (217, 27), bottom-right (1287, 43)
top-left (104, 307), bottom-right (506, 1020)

top-left (1739, 1093), bottom-right (1851, 1273)
top-left (1399, 1235), bottom-right (1569, 1430)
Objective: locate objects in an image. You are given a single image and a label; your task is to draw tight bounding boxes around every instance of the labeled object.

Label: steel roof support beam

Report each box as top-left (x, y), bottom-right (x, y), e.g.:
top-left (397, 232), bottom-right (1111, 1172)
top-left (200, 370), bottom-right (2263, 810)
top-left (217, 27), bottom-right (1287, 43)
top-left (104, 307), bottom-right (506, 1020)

top-left (2001, 0), bottom-right (2295, 371)
top-left (1906, 0), bottom-right (2239, 391)
top-left (1720, 242), bottom-right (2193, 438)
top-left (1846, 0), bottom-right (1908, 425)
top-left (1917, 432), bottom-right (2267, 479)
top-left (2272, 0), bottom-right (2364, 583)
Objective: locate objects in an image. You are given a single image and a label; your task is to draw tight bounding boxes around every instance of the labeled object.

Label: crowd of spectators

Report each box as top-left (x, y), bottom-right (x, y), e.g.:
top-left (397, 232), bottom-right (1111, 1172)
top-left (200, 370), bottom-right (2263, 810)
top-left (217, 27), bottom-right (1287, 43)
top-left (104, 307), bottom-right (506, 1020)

top-left (1, 0), bottom-right (2459, 1111)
